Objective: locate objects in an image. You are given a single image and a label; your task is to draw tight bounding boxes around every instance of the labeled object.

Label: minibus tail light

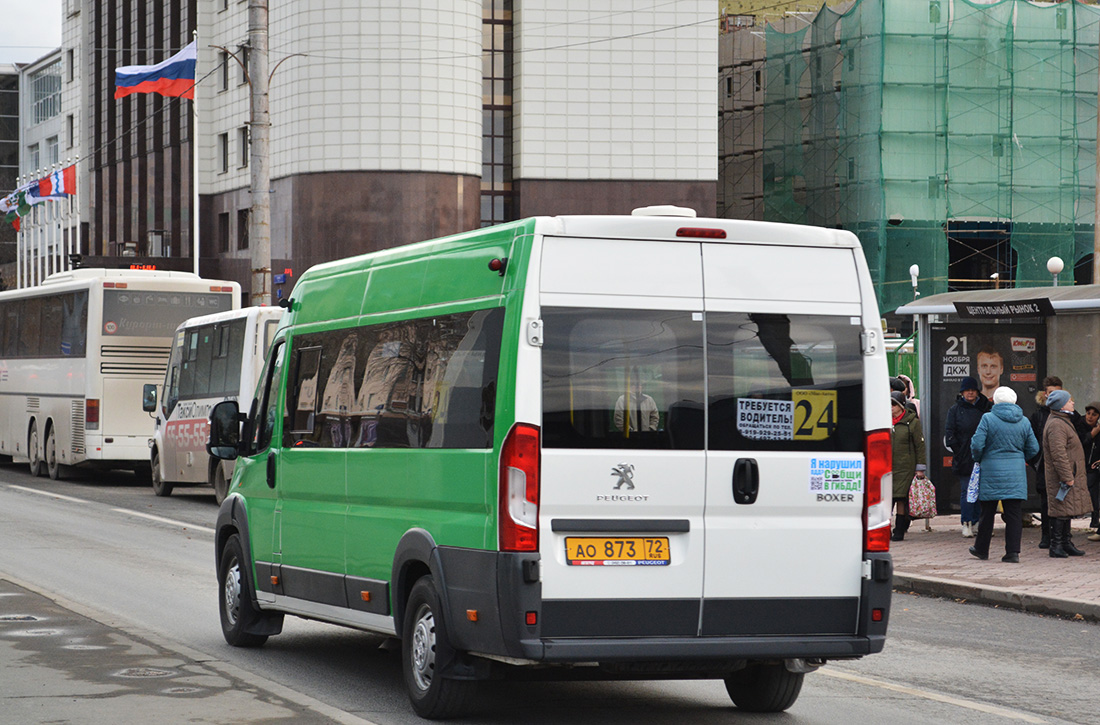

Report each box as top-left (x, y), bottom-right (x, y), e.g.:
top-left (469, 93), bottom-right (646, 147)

top-left (864, 428), bottom-right (892, 552)
top-left (500, 423), bottom-right (540, 552)
top-left (86, 399), bottom-right (100, 430)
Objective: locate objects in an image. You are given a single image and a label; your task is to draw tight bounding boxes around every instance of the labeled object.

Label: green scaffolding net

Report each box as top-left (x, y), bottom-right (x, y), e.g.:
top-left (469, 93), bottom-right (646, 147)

top-left (762, 0), bottom-right (1100, 313)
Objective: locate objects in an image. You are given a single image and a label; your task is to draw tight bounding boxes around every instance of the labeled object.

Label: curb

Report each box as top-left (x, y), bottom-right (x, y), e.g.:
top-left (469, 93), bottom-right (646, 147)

top-left (894, 571), bottom-right (1100, 623)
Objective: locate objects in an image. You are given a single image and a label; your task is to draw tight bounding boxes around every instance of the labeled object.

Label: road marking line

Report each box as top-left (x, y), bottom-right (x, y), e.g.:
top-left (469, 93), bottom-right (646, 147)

top-left (7, 484), bottom-right (89, 504)
top-left (821, 668), bottom-right (1047, 723)
top-left (6, 484), bottom-right (214, 535)
top-left (110, 508), bottom-right (215, 535)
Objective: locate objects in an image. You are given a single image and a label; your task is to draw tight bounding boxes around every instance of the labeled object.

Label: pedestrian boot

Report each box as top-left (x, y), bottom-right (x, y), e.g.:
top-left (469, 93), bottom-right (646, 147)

top-left (1038, 514), bottom-right (1050, 549)
top-left (968, 545), bottom-right (988, 560)
top-left (1001, 552), bottom-right (1019, 563)
top-left (1049, 517), bottom-right (1068, 558)
top-left (1063, 520), bottom-right (1086, 557)
top-left (891, 514), bottom-right (910, 542)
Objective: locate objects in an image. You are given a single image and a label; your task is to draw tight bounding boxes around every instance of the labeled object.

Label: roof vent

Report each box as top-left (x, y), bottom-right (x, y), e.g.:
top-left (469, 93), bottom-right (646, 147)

top-left (631, 205), bottom-right (697, 218)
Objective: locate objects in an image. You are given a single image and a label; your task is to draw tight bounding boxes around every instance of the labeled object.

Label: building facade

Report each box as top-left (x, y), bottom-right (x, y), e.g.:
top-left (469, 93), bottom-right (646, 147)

top-left (721, 0), bottom-right (1100, 314)
top-left (47, 0), bottom-right (717, 298)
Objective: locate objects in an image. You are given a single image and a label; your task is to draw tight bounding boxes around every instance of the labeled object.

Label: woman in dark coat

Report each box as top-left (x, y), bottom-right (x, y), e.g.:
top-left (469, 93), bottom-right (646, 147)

top-left (945, 376), bottom-right (990, 537)
top-left (1042, 390), bottom-right (1092, 558)
top-left (891, 391), bottom-right (925, 541)
top-left (969, 386), bottom-right (1039, 563)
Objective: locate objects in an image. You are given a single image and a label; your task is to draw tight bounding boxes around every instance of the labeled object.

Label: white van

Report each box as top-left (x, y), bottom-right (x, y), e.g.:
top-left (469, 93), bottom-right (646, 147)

top-left (146, 306), bottom-right (283, 502)
top-left (208, 208), bottom-right (894, 718)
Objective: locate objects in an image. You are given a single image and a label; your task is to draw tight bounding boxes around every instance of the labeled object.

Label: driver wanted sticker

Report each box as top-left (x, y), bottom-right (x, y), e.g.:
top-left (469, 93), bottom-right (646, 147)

top-left (809, 456), bottom-right (864, 502)
top-left (737, 399), bottom-right (794, 440)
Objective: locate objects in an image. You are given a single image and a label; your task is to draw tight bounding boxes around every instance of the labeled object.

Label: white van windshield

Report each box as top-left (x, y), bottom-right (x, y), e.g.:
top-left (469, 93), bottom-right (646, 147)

top-left (541, 309), bottom-right (864, 452)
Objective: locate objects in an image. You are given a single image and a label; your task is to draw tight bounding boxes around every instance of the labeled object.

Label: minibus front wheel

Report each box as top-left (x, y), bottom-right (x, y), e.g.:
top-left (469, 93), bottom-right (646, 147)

top-left (402, 576), bottom-right (477, 719)
top-left (218, 534), bottom-right (269, 648)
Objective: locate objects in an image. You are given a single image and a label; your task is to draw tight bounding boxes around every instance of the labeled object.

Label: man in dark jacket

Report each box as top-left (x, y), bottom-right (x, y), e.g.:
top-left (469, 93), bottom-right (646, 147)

top-left (1082, 402), bottom-right (1100, 538)
top-left (945, 376), bottom-right (989, 538)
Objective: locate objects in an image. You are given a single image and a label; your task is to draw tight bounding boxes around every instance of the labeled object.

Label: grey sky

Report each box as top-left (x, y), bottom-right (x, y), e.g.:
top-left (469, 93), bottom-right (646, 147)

top-left (0, 0), bottom-right (62, 65)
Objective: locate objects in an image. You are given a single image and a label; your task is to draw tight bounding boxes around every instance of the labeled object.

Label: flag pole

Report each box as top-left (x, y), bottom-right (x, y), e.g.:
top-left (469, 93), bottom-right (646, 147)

top-left (192, 30), bottom-right (200, 277)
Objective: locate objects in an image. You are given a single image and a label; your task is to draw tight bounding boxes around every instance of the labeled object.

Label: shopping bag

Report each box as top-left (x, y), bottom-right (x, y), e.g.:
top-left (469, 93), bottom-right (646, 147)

top-left (966, 463), bottom-right (980, 504)
top-left (909, 476), bottom-right (938, 519)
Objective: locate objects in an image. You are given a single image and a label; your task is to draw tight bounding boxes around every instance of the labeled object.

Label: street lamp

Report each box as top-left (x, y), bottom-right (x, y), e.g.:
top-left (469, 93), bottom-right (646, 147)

top-left (909, 264), bottom-right (920, 299)
top-left (1047, 256), bottom-right (1064, 287)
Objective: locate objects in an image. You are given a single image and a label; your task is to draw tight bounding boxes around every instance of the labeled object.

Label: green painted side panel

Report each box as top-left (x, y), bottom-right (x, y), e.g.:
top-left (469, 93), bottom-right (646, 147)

top-left (344, 449), bottom-right (493, 582)
top-left (278, 449), bottom-right (348, 574)
top-left (289, 270), bottom-right (369, 327)
top-left (285, 219), bottom-right (535, 326)
top-left (237, 454), bottom-right (278, 563)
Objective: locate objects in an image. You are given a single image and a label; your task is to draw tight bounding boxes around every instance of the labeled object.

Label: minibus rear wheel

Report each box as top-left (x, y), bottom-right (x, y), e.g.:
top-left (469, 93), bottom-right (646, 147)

top-left (218, 534), bottom-right (268, 648)
top-left (724, 662), bottom-right (804, 712)
top-left (402, 576), bottom-right (477, 719)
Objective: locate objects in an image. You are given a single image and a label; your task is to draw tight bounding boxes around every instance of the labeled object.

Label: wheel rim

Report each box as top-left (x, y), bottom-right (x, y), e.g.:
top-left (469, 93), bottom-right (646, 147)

top-left (29, 425), bottom-right (39, 467)
top-left (46, 431), bottom-right (56, 472)
top-left (224, 559), bottom-right (242, 628)
top-left (410, 603), bottom-right (436, 692)
top-left (152, 453), bottom-right (162, 489)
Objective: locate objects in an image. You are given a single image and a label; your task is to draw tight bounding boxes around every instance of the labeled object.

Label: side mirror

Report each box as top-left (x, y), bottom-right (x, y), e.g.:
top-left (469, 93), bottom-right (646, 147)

top-left (142, 384), bottom-right (157, 413)
top-left (207, 400), bottom-right (241, 460)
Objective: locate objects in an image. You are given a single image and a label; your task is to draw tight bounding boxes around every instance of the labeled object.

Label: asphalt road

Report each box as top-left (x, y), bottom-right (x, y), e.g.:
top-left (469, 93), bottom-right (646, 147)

top-left (1, 463), bottom-right (1097, 724)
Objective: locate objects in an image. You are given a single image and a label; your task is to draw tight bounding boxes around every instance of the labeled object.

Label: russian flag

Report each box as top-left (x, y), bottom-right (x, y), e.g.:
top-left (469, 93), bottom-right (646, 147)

top-left (38, 165), bottom-right (77, 199)
top-left (115, 41), bottom-right (197, 100)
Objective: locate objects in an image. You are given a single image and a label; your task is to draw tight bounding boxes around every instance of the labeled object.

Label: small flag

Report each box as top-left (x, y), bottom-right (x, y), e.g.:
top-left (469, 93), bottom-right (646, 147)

top-left (38, 164), bottom-right (77, 198)
top-left (115, 40), bottom-right (197, 100)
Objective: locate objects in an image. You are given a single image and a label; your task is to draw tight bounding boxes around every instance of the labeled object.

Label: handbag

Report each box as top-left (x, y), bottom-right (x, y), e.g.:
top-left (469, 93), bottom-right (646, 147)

top-left (966, 463), bottom-right (980, 503)
top-left (909, 476), bottom-right (938, 519)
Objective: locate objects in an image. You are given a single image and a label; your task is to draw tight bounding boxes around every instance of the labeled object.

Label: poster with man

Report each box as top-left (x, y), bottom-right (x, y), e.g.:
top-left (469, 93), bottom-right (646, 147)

top-left (928, 323), bottom-right (1046, 513)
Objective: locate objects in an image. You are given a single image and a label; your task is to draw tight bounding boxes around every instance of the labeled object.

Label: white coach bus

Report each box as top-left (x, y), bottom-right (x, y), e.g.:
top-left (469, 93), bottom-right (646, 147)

top-left (143, 305), bottom-right (282, 502)
top-left (0, 268), bottom-right (239, 479)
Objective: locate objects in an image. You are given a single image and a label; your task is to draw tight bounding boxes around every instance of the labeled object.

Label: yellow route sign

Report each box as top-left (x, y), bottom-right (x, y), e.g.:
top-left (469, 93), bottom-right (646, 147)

top-left (792, 389), bottom-right (838, 441)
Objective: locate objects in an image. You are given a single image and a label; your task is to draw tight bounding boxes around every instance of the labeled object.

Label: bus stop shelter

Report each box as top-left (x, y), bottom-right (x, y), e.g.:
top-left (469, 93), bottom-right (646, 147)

top-left (895, 285), bottom-right (1100, 514)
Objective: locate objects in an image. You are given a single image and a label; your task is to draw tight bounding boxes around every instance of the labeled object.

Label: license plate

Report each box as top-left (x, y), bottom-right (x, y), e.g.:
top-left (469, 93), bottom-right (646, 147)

top-left (565, 537), bottom-right (670, 566)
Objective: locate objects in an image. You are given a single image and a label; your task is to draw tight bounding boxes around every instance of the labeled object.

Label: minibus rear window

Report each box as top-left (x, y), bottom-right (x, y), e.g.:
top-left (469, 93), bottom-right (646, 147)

top-left (541, 308), bottom-right (705, 450)
top-left (706, 313), bottom-right (864, 452)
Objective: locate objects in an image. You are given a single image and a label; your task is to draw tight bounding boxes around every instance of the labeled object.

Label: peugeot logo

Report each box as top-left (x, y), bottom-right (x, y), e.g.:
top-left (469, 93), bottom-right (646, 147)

top-left (610, 463), bottom-right (635, 490)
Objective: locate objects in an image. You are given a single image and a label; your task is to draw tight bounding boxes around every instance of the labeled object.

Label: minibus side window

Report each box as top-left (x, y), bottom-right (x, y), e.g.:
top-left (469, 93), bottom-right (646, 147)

top-left (254, 341), bottom-right (285, 453)
top-left (281, 308), bottom-right (504, 450)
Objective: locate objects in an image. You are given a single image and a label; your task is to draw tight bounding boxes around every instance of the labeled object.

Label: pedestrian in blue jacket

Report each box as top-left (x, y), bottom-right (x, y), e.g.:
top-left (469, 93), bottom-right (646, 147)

top-left (970, 386), bottom-right (1040, 563)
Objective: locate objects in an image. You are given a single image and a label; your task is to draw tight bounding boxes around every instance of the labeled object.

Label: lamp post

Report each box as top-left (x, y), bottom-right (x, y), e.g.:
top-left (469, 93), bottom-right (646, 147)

top-left (1047, 256), bottom-right (1064, 287)
top-left (909, 264), bottom-right (920, 299)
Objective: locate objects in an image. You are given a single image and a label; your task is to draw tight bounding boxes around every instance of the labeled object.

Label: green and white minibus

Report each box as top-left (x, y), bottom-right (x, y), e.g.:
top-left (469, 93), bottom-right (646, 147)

top-left (208, 207), bottom-right (894, 719)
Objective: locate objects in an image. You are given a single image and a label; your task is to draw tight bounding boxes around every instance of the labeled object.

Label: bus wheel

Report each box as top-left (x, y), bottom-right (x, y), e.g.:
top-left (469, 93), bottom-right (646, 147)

top-left (402, 576), bottom-right (477, 719)
top-left (724, 663), bottom-right (804, 712)
top-left (45, 425), bottom-right (62, 480)
top-left (213, 464), bottom-right (229, 504)
top-left (218, 534), bottom-right (269, 647)
top-left (28, 421), bottom-right (43, 477)
top-left (150, 449), bottom-right (173, 497)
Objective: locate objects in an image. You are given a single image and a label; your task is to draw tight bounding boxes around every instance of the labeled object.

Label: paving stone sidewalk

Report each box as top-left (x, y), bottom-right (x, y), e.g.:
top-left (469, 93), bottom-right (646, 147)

top-left (890, 513), bottom-right (1100, 621)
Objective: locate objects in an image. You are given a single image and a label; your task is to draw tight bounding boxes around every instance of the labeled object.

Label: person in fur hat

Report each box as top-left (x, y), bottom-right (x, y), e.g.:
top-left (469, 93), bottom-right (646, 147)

top-left (1042, 389), bottom-right (1092, 558)
top-left (970, 386), bottom-right (1039, 563)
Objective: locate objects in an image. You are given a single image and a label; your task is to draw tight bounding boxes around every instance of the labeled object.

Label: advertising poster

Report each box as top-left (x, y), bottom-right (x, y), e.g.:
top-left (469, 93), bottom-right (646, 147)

top-left (927, 323), bottom-right (1046, 513)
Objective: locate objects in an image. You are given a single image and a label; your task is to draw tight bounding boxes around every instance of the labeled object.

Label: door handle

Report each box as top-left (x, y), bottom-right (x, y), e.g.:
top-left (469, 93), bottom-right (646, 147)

top-left (267, 451), bottom-right (277, 489)
top-left (732, 458), bottom-right (759, 505)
